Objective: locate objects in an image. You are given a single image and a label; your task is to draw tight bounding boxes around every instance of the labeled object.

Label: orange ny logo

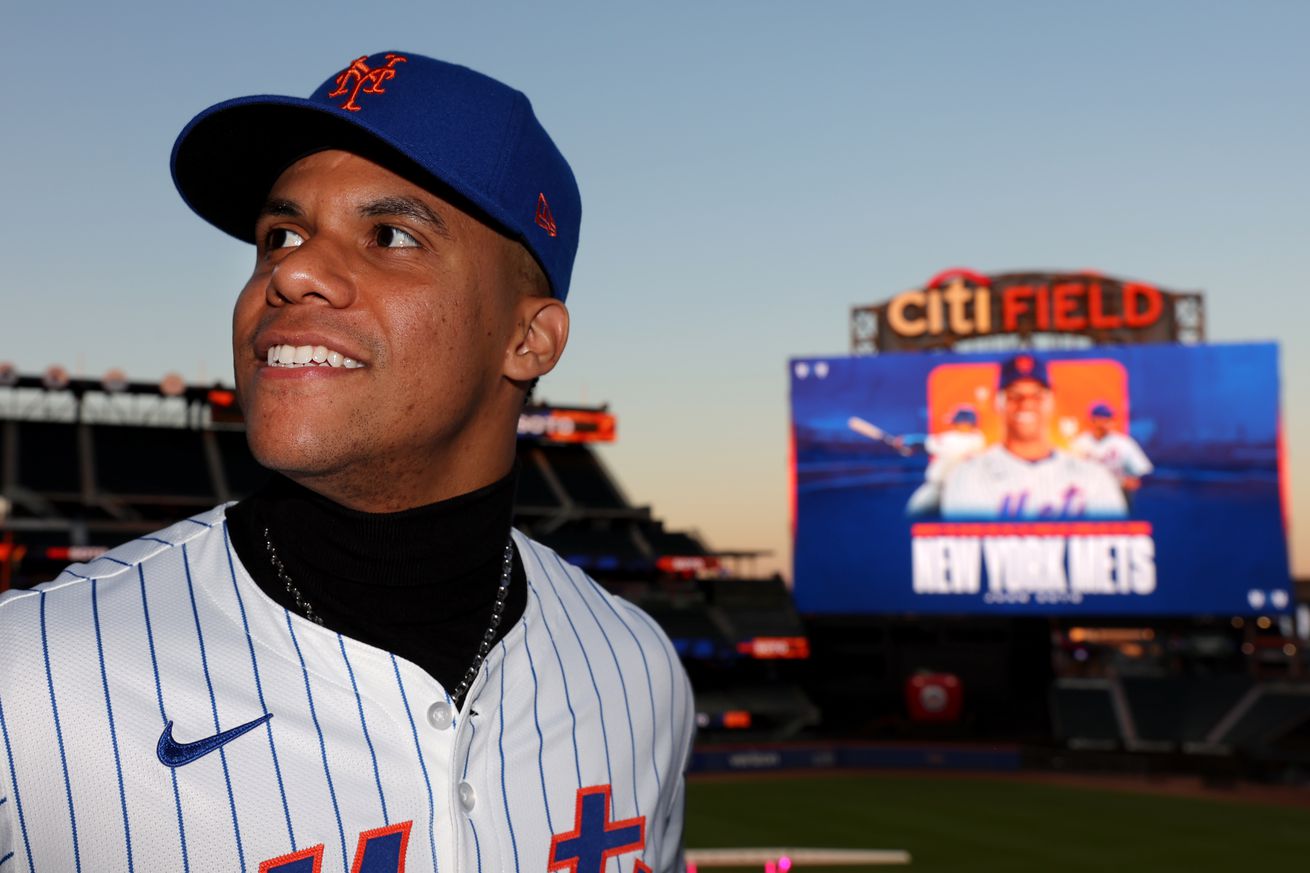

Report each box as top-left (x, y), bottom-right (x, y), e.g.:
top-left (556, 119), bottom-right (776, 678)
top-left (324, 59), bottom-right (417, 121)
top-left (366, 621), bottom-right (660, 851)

top-left (327, 53), bottom-right (408, 112)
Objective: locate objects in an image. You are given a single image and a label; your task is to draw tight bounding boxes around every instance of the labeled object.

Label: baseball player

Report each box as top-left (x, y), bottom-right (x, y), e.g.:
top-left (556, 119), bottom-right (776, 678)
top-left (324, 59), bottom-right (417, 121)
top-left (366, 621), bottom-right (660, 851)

top-left (905, 406), bottom-right (985, 516)
top-left (0, 51), bottom-right (693, 873)
top-left (1072, 403), bottom-right (1154, 498)
top-left (940, 355), bottom-right (1127, 520)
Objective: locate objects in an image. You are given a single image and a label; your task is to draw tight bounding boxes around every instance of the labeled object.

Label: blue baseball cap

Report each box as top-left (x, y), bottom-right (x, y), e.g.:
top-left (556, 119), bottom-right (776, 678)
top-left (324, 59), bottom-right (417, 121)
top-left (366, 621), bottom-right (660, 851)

top-left (999, 354), bottom-right (1050, 390)
top-left (171, 51), bottom-right (581, 301)
top-left (950, 407), bottom-right (978, 425)
top-left (1090, 403), bottom-right (1114, 419)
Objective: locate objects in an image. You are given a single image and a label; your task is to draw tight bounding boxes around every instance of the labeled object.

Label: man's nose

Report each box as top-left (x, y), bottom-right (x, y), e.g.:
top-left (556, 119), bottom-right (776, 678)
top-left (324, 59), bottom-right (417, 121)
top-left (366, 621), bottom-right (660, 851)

top-left (266, 237), bottom-right (357, 308)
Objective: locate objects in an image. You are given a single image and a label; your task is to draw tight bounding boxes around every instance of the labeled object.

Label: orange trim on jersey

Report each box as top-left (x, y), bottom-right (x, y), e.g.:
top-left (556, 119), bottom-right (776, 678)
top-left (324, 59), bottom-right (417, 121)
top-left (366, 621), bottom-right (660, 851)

top-left (912, 521), bottom-right (1152, 538)
top-left (548, 784), bottom-right (647, 873)
top-left (259, 844), bottom-right (324, 873)
top-left (350, 821), bottom-right (413, 873)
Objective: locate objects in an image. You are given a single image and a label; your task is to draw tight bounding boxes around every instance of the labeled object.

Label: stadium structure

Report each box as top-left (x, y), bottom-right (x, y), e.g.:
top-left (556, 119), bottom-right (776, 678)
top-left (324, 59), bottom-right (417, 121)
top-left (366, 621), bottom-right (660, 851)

top-left (4, 264), bottom-right (1310, 794)
top-left (790, 268), bottom-right (1310, 784)
top-left (0, 364), bottom-right (816, 742)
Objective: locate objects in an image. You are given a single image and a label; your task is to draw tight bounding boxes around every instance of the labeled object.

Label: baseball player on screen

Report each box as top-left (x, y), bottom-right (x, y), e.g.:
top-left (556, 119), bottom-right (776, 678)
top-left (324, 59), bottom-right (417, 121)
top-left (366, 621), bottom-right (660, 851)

top-left (0, 52), bottom-right (693, 873)
top-left (904, 406), bottom-right (986, 516)
top-left (1072, 402), bottom-right (1154, 501)
top-left (940, 354), bottom-right (1127, 520)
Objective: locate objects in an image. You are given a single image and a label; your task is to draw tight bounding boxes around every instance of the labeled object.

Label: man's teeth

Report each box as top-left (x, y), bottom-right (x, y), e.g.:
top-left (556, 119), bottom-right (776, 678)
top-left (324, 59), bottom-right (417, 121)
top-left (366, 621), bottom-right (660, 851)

top-left (266, 344), bottom-right (363, 369)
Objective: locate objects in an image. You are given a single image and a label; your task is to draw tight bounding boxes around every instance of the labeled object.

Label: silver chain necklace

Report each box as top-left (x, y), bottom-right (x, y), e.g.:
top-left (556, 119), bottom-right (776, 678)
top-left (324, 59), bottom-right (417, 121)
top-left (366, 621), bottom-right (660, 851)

top-left (263, 526), bottom-right (514, 705)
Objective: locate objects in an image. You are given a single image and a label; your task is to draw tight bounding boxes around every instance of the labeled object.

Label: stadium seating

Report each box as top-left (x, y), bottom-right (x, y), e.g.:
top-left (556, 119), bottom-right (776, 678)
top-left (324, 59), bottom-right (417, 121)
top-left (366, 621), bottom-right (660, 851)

top-left (2, 395), bottom-right (821, 746)
top-left (1213, 685), bottom-right (1310, 751)
top-left (15, 421), bottom-right (80, 495)
top-left (1051, 681), bottom-right (1123, 747)
top-left (93, 424), bottom-right (213, 498)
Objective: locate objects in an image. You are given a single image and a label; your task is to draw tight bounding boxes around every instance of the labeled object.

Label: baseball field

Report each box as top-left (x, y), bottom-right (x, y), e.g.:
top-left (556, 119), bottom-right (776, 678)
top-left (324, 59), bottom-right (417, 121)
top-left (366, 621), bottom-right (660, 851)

top-left (684, 772), bottom-right (1310, 871)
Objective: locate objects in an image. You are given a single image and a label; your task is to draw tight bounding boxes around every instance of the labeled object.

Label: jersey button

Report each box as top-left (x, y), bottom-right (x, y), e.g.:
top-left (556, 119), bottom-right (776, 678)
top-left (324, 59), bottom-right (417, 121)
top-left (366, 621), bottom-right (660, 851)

top-left (426, 701), bottom-right (454, 730)
top-left (458, 781), bottom-right (477, 812)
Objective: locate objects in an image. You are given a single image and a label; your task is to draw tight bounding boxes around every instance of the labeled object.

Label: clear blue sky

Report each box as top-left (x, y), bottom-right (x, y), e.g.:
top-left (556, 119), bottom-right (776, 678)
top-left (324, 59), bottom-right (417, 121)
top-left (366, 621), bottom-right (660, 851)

top-left (2, 0), bottom-right (1307, 578)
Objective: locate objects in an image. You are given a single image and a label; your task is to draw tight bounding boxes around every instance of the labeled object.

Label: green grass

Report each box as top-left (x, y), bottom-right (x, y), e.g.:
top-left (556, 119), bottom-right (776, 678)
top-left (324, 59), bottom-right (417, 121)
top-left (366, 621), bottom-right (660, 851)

top-left (685, 774), bottom-right (1310, 872)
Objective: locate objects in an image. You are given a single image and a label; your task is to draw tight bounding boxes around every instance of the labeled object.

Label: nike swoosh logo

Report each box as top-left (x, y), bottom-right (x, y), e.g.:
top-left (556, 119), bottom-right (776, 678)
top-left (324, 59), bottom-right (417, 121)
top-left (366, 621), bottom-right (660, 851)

top-left (156, 713), bottom-right (273, 768)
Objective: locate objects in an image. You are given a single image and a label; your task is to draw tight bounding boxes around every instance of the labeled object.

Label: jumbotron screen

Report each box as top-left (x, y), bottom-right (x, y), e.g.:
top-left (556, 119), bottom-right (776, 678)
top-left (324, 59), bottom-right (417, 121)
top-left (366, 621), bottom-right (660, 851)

top-left (790, 343), bottom-right (1290, 615)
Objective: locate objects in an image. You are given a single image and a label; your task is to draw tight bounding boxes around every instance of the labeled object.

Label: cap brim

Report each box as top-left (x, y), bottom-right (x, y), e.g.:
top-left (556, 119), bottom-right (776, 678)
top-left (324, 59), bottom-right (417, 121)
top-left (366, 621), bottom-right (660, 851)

top-left (171, 95), bottom-right (503, 246)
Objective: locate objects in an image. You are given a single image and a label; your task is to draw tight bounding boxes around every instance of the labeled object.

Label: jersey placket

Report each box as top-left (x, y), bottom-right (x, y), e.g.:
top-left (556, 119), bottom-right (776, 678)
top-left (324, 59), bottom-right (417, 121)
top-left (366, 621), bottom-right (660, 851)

top-left (444, 632), bottom-right (509, 873)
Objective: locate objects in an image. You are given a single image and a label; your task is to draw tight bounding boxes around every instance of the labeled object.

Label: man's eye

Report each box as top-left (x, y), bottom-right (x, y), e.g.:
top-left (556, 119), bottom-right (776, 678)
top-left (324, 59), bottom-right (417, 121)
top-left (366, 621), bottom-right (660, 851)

top-left (266, 228), bottom-right (305, 249)
top-left (376, 226), bottom-right (420, 248)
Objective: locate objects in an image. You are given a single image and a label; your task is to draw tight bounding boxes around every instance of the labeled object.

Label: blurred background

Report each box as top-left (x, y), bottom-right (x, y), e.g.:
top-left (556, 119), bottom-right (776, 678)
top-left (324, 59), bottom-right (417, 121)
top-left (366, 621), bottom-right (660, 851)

top-left (3, 1), bottom-right (1308, 869)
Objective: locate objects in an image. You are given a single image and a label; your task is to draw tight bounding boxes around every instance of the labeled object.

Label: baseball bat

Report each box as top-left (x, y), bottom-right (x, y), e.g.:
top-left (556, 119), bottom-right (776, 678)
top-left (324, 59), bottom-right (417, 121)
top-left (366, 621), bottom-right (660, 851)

top-left (847, 416), bottom-right (911, 455)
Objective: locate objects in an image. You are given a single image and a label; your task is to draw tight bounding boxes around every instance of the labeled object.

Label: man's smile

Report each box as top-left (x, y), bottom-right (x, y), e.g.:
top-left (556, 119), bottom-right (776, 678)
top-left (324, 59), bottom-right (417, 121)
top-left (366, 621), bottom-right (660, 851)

top-left (265, 343), bottom-right (365, 369)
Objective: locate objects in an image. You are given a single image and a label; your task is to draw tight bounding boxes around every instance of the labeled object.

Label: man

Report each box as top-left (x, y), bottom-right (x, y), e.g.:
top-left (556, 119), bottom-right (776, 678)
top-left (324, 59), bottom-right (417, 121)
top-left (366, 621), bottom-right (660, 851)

top-left (1072, 402), bottom-right (1154, 500)
top-left (940, 354), bottom-right (1126, 519)
top-left (904, 406), bottom-right (985, 516)
top-left (0, 52), bottom-right (693, 873)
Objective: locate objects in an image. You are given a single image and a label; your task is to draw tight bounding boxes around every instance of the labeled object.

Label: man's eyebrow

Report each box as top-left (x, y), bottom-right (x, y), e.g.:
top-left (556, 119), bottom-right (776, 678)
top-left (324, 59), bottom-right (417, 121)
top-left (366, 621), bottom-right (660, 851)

top-left (359, 196), bottom-right (452, 238)
top-left (259, 198), bottom-right (303, 218)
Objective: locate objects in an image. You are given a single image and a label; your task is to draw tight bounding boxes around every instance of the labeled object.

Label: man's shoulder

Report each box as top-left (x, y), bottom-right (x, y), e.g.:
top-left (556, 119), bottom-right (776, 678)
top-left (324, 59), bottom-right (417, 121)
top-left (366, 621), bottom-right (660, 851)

top-left (1109, 431), bottom-right (1144, 450)
top-left (513, 531), bottom-right (685, 667)
top-left (1057, 450), bottom-right (1115, 476)
top-left (0, 505), bottom-right (231, 621)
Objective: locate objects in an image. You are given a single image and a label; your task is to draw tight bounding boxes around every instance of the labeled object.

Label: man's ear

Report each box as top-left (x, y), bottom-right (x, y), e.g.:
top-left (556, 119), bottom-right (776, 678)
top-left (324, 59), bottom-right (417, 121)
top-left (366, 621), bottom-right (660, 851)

top-left (504, 297), bottom-right (569, 382)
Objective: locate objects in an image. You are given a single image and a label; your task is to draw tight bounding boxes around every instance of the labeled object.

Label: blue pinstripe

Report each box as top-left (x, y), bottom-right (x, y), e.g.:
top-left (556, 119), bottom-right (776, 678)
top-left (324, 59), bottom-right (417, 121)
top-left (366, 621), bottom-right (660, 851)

top-left (101, 556), bottom-right (131, 567)
top-left (496, 642), bottom-right (520, 873)
top-left (91, 580), bottom-right (135, 872)
top-left (136, 536), bottom-right (174, 547)
top-left (39, 592), bottom-right (81, 873)
top-left (0, 695), bottom-right (35, 872)
top-left (526, 583), bottom-right (581, 787)
top-left (182, 545), bottom-right (248, 871)
top-left (549, 553), bottom-right (639, 814)
top-left (462, 721), bottom-right (482, 873)
top-left (338, 638), bottom-right (389, 823)
top-left (390, 656), bottom-right (439, 873)
top-left (222, 525), bottom-right (296, 851)
top-left (603, 597), bottom-right (663, 796)
top-left (0, 851), bottom-right (10, 867)
top-left (628, 608), bottom-right (680, 767)
top-left (182, 517), bottom-right (212, 529)
top-left (533, 552), bottom-right (612, 787)
top-left (138, 565), bottom-right (191, 872)
top-left (284, 614), bottom-right (348, 871)
top-left (519, 614), bottom-right (554, 833)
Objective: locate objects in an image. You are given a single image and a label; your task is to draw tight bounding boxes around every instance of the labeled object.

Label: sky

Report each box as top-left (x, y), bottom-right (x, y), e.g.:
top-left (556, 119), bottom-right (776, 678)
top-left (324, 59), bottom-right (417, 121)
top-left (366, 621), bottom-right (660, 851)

top-left (2, 0), bottom-right (1307, 580)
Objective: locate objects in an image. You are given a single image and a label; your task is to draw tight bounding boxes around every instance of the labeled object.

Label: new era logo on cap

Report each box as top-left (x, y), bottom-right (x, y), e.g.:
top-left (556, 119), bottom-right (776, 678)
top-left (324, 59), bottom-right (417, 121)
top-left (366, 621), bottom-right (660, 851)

top-left (536, 193), bottom-right (557, 237)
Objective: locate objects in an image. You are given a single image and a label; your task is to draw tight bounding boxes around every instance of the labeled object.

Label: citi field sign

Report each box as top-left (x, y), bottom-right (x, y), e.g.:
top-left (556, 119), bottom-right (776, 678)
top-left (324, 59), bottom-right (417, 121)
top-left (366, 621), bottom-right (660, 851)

top-left (868, 268), bottom-right (1195, 351)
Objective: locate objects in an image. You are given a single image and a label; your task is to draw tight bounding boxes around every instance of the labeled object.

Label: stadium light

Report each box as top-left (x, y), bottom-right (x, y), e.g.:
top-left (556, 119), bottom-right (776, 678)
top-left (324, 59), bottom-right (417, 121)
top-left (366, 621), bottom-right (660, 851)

top-left (102, 368), bottom-right (129, 393)
top-left (159, 372), bottom-right (187, 397)
top-left (43, 364), bottom-right (69, 390)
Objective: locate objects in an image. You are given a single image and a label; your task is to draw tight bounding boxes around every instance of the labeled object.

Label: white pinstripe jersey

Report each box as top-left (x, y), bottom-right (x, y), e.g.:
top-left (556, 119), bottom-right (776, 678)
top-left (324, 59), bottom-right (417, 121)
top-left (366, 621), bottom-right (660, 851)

top-left (1071, 431), bottom-right (1154, 480)
top-left (0, 505), bottom-right (694, 873)
top-left (940, 446), bottom-right (1128, 519)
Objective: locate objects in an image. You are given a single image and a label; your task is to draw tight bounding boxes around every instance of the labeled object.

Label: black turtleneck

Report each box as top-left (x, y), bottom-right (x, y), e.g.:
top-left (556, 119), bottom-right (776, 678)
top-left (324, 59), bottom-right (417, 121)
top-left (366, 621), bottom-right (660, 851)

top-left (225, 470), bottom-right (527, 699)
